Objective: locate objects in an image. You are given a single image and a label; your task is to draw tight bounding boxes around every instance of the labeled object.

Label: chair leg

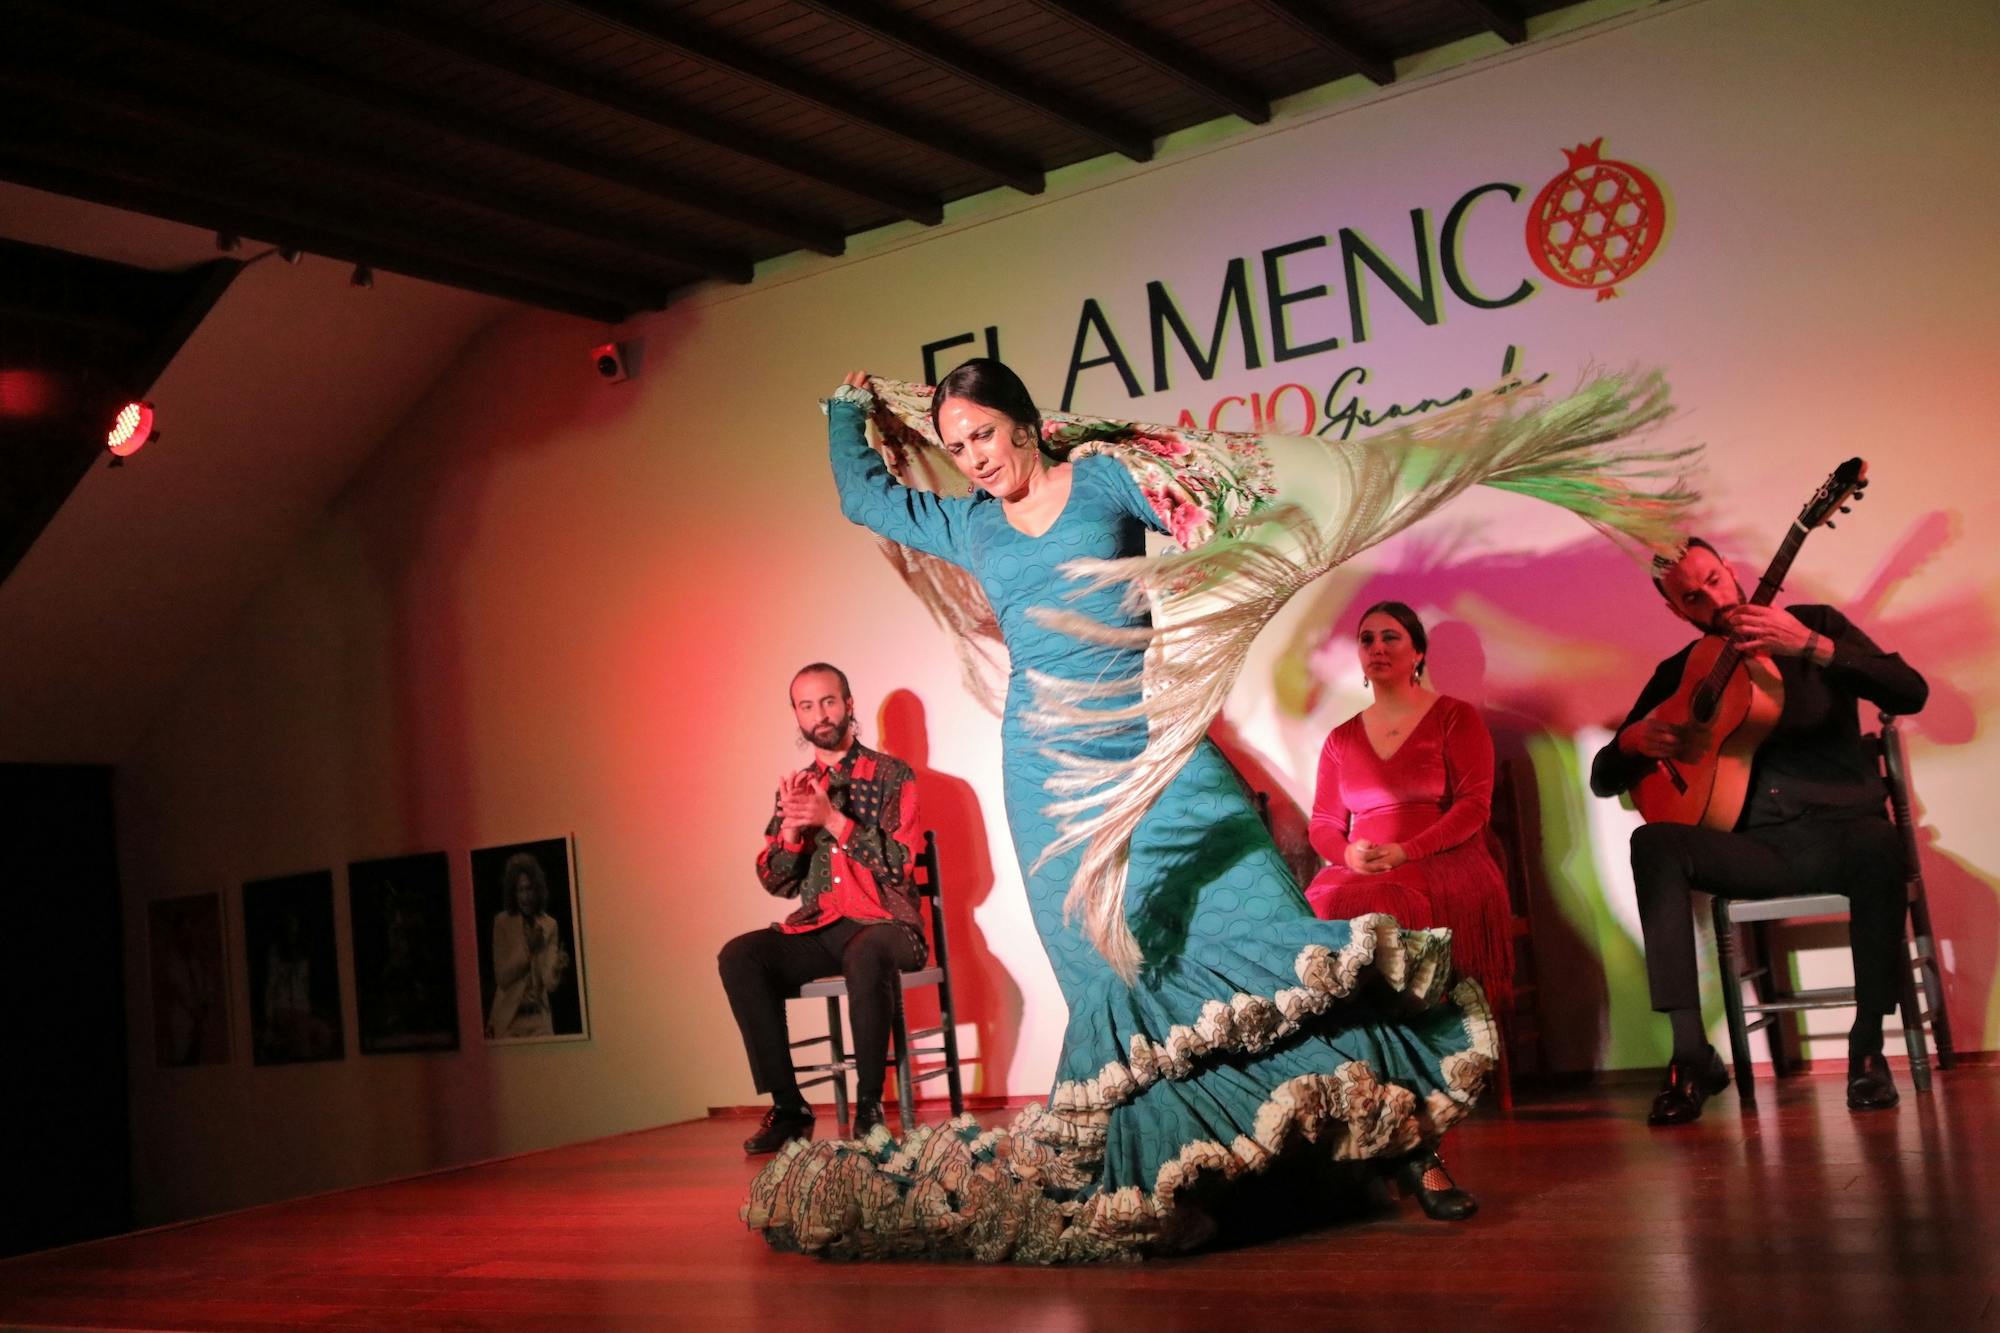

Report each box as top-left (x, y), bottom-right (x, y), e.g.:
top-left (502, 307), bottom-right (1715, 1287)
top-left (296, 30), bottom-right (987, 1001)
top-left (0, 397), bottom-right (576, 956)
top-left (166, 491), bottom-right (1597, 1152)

top-left (1749, 920), bottom-right (1791, 1077)
top-left (935, 978), bottom-right (966, 1117)
top-left (1713, 900), bottom-right (1755, 1105)
top-left (891, 992), bottom-right (915, 1136)
top-left (1907, 889), bottom-right (1957, 1069)
top-left (824, 996), bottom-right (849, 1130)
top-left (1896, 918), bottom-right (1934, 1095)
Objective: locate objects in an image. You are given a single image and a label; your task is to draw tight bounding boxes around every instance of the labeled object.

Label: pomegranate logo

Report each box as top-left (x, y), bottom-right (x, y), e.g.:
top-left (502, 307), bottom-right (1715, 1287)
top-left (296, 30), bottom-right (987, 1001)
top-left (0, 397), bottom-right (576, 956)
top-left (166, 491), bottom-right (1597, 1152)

top-left (1525, 138), bottom-right (1666, 301)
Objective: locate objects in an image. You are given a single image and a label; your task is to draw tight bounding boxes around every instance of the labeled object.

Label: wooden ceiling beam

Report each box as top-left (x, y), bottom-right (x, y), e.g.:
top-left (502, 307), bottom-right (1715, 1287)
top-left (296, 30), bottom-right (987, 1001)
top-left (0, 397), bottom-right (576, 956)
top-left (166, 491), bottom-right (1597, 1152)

top-left (1243, 0), bottom-right (1395, 85)
top-left (0, 66), bottom-right (755, 286)
top-left (1449, 0), bottom-right (1529, 45)
top-left (792, 0), bottom-right (1152, 163)
top-left (545, 0), bottom-right (1047, 194)
top-left (0, 148), bottom-right (646, 323)
top-left (332, 0), bottom-right (941, 226)
top-left (1023, 0), bottom-right (1271, 125)
top-left (22, 1), bottom-right (843, 257)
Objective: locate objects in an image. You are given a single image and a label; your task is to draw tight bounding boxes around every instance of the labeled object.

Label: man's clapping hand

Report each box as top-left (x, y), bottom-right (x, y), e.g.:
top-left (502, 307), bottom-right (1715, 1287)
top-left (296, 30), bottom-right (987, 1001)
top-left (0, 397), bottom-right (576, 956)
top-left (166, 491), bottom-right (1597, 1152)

top-left (777, 771), bottom-right (834, 841)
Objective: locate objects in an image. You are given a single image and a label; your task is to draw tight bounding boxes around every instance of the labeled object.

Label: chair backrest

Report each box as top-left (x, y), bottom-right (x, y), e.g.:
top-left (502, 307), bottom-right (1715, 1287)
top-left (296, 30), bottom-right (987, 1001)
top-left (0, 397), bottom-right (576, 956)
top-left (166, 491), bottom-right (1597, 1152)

top-left (1876, 712), bottom-right (1924, 899)
top-left (911, 830), bottom-right (951, 969)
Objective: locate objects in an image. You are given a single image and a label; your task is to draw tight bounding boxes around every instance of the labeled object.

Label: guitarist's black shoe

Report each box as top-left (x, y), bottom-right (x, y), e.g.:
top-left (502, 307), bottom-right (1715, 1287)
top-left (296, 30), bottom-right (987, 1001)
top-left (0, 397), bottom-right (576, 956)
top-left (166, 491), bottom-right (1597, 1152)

top-left (1648, 1047), bottom-right (1731, 1126)
top-left (1846, 1054), bottom-right (1900, 1111)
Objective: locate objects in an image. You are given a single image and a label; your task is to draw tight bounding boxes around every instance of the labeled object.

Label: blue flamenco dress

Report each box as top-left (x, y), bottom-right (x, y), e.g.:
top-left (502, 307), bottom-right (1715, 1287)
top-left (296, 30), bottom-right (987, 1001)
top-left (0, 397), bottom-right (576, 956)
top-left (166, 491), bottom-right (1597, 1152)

top-left (741, 391), bottom-right (1503, 1262)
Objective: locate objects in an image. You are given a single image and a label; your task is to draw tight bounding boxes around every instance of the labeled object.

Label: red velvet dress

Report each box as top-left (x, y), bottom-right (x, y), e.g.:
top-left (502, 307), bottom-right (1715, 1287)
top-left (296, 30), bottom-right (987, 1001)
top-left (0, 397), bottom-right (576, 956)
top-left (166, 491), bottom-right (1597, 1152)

top-left (1305, 694), bottom-right (1514, 1016)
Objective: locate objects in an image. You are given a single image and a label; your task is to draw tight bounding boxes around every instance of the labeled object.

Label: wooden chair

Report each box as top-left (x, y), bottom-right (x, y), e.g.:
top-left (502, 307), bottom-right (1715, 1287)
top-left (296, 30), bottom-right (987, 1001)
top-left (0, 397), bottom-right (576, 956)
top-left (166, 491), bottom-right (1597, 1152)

top-left (788, 830), bottom-right (967, 1134)
top-left (1711, 713), bottom-right (1955, 1103)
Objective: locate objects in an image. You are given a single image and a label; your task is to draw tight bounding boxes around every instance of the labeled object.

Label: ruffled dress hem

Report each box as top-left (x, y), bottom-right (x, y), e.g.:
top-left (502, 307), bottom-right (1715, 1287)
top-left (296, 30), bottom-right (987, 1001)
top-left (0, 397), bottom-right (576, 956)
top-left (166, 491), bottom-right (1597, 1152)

top-left (741, 915), bottom-right (1496, 1263)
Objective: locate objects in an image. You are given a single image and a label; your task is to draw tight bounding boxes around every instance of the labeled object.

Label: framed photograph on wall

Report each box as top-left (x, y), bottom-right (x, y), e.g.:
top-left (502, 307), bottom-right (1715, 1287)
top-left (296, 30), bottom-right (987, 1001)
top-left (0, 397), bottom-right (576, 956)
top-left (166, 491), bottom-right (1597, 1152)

top-left (242, 870), bottom-right (346, 1065)
top-left (470, 836), bottom-right (588, 1044)
top-left (348, 851), bottom-right (460, 1055)
top-left (147, 893), bottom-right (230, 1068)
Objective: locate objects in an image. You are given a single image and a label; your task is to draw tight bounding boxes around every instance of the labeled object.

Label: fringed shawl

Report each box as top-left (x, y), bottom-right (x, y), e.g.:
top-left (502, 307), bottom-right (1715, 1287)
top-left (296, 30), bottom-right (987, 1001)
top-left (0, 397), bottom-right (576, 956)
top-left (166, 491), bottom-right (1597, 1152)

top-left (841, 372), bottom-right (1697, 981)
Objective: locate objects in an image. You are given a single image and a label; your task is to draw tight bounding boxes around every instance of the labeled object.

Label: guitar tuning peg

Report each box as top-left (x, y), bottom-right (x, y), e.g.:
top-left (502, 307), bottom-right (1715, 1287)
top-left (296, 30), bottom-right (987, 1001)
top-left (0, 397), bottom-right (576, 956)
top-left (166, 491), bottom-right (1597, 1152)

top-left (1840, 505), bottom-right (1852, 513)
top-left (1825, 521), bottom-right (1836, 529)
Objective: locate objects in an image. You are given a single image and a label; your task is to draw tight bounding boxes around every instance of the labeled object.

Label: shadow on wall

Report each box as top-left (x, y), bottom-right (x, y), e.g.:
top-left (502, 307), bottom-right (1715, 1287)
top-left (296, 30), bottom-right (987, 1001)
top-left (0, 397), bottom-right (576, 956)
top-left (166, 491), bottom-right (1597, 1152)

top-left (1847, 510), bottom-right (1999, 1051)
top-left (1205, 715), bottom-right (1317, 892)
top-left (877, 689), bottom-right (1021, 1099)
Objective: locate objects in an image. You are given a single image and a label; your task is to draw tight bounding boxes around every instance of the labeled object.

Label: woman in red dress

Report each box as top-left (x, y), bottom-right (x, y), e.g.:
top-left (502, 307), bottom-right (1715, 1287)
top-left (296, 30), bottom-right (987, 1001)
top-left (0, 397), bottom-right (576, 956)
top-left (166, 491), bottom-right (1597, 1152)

top-left (1306, 602), bottom-right (1515, 1026)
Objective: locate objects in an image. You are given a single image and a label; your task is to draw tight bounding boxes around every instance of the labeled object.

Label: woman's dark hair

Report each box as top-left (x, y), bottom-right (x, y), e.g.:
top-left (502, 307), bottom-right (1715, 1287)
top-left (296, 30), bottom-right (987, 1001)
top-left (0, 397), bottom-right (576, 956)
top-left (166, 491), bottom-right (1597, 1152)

top-left (1358, 600), bottom-right (1428, 677)
top-left (501, 853), bottom-right (550, 918)
top-left (931, 357), bottom-right (1042, 448)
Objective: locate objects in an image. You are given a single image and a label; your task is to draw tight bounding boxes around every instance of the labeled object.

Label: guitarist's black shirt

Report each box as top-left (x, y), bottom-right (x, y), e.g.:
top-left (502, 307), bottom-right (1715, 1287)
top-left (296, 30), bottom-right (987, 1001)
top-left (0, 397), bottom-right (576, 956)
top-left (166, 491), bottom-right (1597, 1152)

top-left (1590, 605), bottom-right (1928, 829)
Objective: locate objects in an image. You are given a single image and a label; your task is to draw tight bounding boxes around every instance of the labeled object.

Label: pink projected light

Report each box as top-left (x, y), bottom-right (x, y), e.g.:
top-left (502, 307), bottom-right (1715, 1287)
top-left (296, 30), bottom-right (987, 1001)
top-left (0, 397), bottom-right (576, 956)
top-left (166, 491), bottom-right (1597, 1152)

top-left (107, 401), bottom-right (158, 457)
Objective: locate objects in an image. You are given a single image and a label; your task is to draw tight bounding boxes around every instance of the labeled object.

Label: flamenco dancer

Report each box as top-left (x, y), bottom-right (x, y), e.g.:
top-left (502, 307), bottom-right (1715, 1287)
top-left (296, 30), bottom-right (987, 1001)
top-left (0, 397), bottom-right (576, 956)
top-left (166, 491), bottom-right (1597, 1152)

top-left (744, 358), bottom-right (1694, 1261)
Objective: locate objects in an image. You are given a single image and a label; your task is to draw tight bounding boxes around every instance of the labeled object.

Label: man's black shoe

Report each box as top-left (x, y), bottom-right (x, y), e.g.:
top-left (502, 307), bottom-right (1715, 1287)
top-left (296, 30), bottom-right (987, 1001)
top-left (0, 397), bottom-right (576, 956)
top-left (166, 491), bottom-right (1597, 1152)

top-left (743, 1104), bottom-right (815, 1155)
top-left (1847, 1054), bottom-right (1901, 1111)
top-left (851, 1100), bottom-right (887, 1139)
top-left (1648, 1047), bottom-right (1731, 1126)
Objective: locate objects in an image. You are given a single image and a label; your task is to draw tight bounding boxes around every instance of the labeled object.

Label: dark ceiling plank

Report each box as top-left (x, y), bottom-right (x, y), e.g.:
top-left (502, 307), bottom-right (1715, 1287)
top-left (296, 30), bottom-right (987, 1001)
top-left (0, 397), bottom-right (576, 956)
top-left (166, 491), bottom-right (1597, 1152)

top-left (1448, 0), bottom-right (1528, 44)
top-left (1243, 0), bottom-right (1395, 85)
top-left (0, 301), bottom-right (150, 343)
top-left (0, 150), bottom-right (641, 323)
top-left (19, 0), bottom-right (844, 257)
top-left (330, 0), bottom-right (942, 225)
top-left (543, 0), bottom-right (1048, 193)
top-left (790, 0), bottom-right (1153, 163)
top-left (1022, 0), bottom-right (1272, 125)
top-left (0, 66), bottom-right (755, 286)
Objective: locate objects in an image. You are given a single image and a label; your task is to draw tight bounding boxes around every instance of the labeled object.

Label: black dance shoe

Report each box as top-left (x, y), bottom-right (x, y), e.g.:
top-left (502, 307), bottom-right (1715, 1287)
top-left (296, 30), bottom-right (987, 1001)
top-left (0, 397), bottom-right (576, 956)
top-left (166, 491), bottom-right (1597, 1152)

top-left (743, 1104), bottom-right (815, 1155)
top-left (1395, 1152), bottom-right (1479, 1221)
top-left (851, 1100), bottom-right (887, 1139)
top-left (1648, 1047), bottom-right (1731, 1126)
top-left (1846, 1054), bottom-right (1901, 1111)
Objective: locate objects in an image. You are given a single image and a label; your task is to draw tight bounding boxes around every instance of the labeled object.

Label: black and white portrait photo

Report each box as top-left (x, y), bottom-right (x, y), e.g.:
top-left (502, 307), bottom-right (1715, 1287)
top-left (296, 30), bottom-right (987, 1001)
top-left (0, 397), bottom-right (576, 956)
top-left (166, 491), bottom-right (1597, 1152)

top-left (471, 837), bottom-right (588, 1044)
top-left (147, 893), bottom-right (229, 1068)
top-left (242, 871), bottom-right (345, 1065)
top-left (347, 852), bottom-right (460, 1055)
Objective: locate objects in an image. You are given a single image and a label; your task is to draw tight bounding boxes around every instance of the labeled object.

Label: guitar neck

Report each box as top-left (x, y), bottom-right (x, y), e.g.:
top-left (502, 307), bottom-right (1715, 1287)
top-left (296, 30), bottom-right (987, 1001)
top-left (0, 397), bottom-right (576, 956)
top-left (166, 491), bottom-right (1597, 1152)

top-left (1749, 522), bottom-right (1810, 608)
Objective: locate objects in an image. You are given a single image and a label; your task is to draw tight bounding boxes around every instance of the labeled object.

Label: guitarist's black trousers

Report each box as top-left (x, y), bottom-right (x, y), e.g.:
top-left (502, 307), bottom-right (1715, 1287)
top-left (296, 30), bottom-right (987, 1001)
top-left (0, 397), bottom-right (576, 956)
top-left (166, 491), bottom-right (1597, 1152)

top-left (1629, 814), bottom-right (1903, 1020)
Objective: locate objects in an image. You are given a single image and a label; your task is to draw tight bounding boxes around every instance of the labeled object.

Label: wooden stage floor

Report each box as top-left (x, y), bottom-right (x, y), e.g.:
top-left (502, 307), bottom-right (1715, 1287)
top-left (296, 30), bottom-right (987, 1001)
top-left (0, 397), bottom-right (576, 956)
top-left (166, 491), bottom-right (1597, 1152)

top-left (6, 1067), bottom-right (1997, 1332)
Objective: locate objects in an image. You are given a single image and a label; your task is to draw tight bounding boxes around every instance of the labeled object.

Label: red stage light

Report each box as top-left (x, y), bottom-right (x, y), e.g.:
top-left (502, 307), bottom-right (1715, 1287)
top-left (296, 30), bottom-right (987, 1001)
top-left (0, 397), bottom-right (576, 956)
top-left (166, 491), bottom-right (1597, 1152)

top-left (107, 400), bottom-right (158, 457)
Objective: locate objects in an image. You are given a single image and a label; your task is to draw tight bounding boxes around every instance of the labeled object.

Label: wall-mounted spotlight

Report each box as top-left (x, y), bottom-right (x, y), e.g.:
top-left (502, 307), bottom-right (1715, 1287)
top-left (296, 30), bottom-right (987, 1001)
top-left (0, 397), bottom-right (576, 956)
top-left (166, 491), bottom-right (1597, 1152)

top-left (592, 340), bottom-right (640, 383)
top-left (349, 263), bottom-right (373, 289)
top-left (277, 245), bottom-right (304, 265)
top-left (107, 400), bottom-right (159, 463)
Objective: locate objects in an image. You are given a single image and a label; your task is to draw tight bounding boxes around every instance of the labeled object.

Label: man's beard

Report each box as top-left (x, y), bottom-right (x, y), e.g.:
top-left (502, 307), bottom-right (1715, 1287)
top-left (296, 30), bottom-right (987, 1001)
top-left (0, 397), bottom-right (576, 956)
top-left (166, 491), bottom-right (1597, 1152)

top-left (800, 717), bottom-right (852, 748)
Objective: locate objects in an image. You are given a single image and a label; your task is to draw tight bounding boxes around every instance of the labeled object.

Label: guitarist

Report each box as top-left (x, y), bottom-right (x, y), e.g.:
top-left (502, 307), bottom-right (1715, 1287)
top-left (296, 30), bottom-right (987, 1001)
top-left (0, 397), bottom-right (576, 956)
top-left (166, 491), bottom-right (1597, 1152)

top-left (1590, 538), bottom-right (1928, 1125)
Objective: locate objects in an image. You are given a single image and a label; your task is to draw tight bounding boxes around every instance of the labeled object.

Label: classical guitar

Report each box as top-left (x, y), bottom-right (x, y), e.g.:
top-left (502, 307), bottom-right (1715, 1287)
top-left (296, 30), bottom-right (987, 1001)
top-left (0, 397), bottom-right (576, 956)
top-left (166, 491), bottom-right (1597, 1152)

top-left (1632, 458), bottom-right (1869, 829)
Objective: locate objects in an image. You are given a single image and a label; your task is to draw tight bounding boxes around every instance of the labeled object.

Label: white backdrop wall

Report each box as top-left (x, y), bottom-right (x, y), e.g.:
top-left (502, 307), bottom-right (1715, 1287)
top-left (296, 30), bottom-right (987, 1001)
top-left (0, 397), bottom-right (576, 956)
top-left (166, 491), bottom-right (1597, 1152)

top-left (117, 0), bottom-right (2000, 1225)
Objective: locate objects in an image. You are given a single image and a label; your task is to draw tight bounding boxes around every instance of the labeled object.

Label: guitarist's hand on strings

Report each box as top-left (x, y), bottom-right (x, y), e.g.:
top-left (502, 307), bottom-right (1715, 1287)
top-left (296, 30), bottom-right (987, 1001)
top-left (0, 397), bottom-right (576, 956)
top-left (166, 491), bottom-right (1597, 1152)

top-left (1719, 605), bottom-right (1828, 662)
top-left (1619, 718), bottom-right (1712, 763)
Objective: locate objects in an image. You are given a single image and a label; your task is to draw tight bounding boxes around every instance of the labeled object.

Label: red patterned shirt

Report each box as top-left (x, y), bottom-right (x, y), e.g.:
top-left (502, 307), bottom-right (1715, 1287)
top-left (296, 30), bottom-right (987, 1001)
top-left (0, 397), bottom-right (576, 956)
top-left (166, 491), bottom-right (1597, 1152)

top-left (754, 743), bottom-right (926, 958)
